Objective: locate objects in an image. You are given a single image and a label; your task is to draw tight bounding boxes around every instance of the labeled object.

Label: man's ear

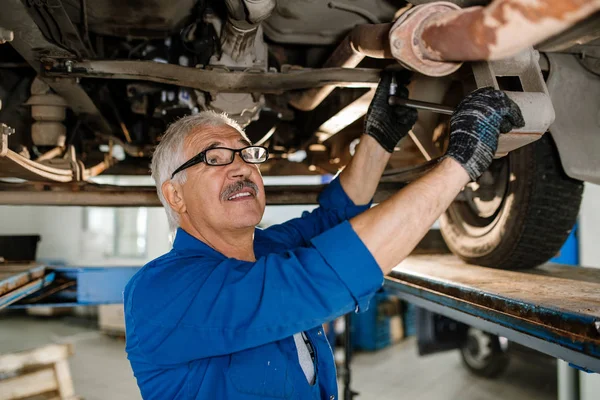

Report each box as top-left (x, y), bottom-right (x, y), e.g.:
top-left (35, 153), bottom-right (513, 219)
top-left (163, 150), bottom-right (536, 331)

top-left (162, 180), bottom-right (186, 215)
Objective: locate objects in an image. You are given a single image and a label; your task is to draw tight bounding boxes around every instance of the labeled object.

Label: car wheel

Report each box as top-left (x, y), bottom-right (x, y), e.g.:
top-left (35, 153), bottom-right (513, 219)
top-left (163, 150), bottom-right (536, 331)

top-left (460, 328), bottom-right (510, 378)
top-left (440, 134), bottom-right (583, 269)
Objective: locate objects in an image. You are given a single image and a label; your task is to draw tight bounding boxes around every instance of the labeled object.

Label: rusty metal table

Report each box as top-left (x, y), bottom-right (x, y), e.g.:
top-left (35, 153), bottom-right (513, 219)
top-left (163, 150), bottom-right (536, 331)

top-left (384, 255), bottom-right (600, 373)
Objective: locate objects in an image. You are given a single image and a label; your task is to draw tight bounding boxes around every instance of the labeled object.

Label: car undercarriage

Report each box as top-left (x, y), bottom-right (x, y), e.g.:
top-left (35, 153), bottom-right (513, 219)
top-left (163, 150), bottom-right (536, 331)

top-left (1, 0), bottom-right (599, 269)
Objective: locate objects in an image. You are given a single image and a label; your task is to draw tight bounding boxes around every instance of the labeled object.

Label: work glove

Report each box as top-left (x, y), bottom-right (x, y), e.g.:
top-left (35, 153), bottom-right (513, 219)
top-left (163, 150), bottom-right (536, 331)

top-left (445, 87), bottom-right (525, 181)
top-left (364, 70), bottom-right (418, 153)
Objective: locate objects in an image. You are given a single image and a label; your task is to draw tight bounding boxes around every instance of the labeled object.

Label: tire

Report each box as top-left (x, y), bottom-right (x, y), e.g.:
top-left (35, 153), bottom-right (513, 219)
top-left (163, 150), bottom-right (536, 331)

top-left (460, 328), bottom-right (510, 379)
top-left (440, 134), bottom-right (583, 269)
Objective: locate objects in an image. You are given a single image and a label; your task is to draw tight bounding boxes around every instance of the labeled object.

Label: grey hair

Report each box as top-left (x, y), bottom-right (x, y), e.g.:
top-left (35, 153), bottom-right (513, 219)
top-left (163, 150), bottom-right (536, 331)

top-left (151, 111), bottom-right (247, 233)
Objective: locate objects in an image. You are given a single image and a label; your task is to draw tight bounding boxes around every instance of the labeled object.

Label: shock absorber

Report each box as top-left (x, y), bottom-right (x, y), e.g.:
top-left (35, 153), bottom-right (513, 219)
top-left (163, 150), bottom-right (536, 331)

top-left (25, 78), bottom-right (68, 148)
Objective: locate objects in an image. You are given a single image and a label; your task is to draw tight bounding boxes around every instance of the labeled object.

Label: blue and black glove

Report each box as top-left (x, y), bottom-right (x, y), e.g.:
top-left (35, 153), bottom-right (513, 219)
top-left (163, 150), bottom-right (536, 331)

top-left (365, 70), bottom-right (418, 153)
top-left (445, 87), bottom-right (525, 180)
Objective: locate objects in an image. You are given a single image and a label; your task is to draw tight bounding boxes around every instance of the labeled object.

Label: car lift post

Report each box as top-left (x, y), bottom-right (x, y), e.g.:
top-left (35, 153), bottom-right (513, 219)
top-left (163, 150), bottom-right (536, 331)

top-left (558, 359), bottom-right (580, 400)
top-left (342, 313), bottom-right (358, 400)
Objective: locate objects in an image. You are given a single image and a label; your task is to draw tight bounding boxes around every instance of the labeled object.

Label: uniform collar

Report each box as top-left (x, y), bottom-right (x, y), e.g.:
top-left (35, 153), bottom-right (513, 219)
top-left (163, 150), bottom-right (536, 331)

top-left (172, 228), bottom-right (226, 259)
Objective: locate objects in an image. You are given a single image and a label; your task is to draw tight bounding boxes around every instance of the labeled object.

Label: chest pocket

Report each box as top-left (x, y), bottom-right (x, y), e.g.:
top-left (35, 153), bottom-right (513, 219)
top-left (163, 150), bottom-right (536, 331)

top-left (228, 342), bottom-right (294, 398)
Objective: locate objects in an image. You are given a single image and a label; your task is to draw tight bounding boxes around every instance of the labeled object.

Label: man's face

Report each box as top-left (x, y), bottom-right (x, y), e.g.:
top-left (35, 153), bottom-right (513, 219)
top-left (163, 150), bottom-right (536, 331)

top-left (177, 124), bottom-right (266, 233)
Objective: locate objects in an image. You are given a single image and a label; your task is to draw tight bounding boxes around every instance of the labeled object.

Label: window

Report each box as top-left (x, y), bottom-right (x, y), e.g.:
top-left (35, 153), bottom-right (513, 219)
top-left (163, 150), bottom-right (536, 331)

top-left (83, 207), bottom-right (148, 258)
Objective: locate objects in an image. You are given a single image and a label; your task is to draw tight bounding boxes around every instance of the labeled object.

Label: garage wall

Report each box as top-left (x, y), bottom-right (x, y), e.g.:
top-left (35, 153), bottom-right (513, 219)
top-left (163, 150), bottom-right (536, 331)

top-left (0, 203), bottom-right (314, 266)
top-left (0, 205), bottom-right (171, 266)
top-left (577, 183), bottom-right (600, 400)
top-left (0, 206), bottom-right (40, 234)
top-left (0, 205), bottom-right (80, 261)
top-left (579, 183), bottom-right (600, 269)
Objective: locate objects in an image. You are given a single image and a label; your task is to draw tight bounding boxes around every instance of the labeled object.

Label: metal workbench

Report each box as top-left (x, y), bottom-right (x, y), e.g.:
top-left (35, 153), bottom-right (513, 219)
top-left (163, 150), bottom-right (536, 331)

top-left (384, 255), bottom-right (600, 373)
top-left (0, 264), bottom-right (138, 309)
top-left (0, 264), bottom-right (55, 309)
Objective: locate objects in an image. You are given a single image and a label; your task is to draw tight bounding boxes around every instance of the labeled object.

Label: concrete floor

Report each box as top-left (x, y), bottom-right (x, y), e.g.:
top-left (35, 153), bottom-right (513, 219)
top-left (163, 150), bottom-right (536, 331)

top-left (0, 314), bottom-right (556, 400)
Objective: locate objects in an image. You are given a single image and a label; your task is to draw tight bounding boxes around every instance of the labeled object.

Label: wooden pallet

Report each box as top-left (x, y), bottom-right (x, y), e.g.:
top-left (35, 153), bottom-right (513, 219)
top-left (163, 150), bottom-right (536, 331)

top-left (98, 304), bottom-right (125, 336)
top-left (0, 343), bottom-right (79, 400)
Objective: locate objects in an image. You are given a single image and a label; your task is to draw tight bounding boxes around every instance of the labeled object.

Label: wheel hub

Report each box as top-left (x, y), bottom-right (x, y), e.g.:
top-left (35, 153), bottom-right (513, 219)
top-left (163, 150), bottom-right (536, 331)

top-left (462, 160), bottom-right (509, 219)
top-left (462, 328), bottom-right (493, 368)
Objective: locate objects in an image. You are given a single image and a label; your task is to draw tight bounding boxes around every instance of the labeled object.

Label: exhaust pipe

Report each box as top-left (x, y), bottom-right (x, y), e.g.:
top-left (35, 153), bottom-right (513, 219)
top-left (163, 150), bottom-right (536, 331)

top-left (289, 0), bottom-right (600, 110)
top-left (415, 0), bottom-right (600, 62)
top-left (390, 0), bottom-right (600, 73)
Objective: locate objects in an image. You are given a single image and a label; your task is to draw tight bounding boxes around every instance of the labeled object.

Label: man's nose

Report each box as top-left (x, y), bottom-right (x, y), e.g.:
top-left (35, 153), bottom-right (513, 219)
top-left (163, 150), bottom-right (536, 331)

top-left (227, 152), bottom-right (252, 179)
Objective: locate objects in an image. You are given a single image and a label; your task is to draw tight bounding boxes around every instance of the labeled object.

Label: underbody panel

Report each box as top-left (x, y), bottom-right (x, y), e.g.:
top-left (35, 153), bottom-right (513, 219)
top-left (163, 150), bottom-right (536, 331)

top-left (0, 0), bottom-right (599, 202)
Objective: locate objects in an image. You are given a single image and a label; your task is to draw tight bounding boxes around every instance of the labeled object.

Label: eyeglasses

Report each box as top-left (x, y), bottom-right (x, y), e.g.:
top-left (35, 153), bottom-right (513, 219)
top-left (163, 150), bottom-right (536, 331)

top-left (171, 146), bottom-right (269, 179)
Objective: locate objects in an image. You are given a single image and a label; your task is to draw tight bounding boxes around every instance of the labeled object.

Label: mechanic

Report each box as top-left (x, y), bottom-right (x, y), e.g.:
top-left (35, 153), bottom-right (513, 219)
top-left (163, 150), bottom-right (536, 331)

top-left (123, 71), bottom-right (524, 400)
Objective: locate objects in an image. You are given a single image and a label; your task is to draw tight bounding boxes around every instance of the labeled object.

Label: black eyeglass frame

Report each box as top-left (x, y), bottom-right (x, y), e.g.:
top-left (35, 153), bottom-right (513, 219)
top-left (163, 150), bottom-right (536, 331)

top-left (170, 145), bottom-right (269, 179)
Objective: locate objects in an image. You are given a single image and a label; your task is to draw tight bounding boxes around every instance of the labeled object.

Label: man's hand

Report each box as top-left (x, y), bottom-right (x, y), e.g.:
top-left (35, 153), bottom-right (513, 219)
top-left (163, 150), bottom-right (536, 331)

top-left (364, 70), bottom-right (418, 153)
top-left (349, 87), bottom-right (525, 274)
top-left (339, 70), bottom-right (416, 205)
top-left (445, 87), bottom-right (525, 181)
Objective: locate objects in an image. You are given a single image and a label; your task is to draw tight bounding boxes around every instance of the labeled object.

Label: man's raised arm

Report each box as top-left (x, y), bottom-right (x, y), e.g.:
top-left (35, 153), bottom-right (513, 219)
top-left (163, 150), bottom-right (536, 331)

top-left (258, 71), bottom-right (417, 248)
top-left (339, 71), bottom-right (417, 205)
top-left (351, 87), bottom-right (525, 273)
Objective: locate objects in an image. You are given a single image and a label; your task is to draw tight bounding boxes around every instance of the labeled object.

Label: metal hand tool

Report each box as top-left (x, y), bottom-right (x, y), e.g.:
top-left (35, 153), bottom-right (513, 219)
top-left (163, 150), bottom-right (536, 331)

top-left (387, 96), bottom-right (455, 115)
top-left (388, 75), bottom-right (455, 115)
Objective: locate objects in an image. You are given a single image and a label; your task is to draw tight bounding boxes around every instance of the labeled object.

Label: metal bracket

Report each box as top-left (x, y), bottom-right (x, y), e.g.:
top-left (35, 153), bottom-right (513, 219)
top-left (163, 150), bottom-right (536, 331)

top-left (0, 131), bottom-right (9, 157)
top-left (472, 48), bottom-right (549, 94)
top-left (1, 92), bottom-right (15, 157)
top-left (471, 48), bottom-right (555, 156)
top-left (66, 145), bottom-right (83, 181)
top-left (0, 124), bottom-right (15, 137)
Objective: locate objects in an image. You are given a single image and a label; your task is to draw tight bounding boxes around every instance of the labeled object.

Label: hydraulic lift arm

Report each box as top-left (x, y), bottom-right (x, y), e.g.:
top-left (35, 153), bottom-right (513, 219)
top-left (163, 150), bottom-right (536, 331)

top-left (384, 255), bottom-right (600, 373)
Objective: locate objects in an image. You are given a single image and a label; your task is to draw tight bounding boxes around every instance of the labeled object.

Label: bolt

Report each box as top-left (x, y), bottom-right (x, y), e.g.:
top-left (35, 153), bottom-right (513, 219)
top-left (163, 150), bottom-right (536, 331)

top-left (65, 60), bottom-right (73, 73)
top-left (1, 123), bottom-right (15, 136)
top-left (0, 28), bottom-right (14, 44)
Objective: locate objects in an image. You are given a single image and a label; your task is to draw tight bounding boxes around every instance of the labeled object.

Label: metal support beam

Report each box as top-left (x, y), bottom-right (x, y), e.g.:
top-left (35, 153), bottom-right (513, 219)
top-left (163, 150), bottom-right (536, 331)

top-left (0, 181), bottom-right (404, 206)
top-left (43, 60), bottom-right (380, 94)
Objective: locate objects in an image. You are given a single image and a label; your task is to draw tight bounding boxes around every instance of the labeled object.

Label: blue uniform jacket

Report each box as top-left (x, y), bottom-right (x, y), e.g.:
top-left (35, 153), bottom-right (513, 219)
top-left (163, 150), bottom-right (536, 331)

top-left (124, 178), bottom-right (384, 399)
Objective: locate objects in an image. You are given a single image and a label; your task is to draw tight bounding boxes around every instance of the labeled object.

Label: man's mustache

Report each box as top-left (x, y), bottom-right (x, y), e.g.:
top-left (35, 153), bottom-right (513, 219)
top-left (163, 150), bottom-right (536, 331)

top-left (221, 179), bottom-right (259, 201)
